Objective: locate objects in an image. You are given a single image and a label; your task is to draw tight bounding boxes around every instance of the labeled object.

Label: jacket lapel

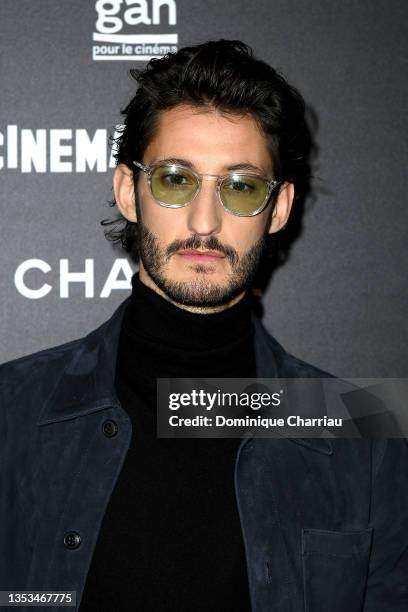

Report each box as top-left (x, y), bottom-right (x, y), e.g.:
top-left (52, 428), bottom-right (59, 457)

top-left (37, 297), bottom-right (131, 426)
top-left (251, 314), bottom-right (333, 456)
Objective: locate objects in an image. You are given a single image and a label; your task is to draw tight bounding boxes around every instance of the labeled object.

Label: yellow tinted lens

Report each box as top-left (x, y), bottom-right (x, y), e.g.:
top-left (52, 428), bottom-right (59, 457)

top-left (151, 165), bottom-right (198, 206)
top-left (220, 175), bottom-right (269, 215)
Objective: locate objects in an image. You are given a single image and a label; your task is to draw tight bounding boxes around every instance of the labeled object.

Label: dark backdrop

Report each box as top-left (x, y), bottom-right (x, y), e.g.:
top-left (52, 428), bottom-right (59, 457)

top-left (1, 0), bottom-right (406, 377)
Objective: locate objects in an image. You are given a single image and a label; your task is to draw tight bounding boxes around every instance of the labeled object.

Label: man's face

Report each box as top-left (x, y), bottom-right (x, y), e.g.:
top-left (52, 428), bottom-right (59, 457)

top-left (115, 104), bottom-right (294, 311)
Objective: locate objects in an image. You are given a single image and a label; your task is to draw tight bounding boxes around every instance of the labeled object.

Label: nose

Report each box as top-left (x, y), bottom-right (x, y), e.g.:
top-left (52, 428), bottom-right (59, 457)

top-left (185, 177), bottom-right (223, 236)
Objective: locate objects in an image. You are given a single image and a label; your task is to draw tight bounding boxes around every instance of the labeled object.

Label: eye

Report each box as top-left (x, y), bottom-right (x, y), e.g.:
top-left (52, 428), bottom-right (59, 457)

top-left (228, 179), bottom-right (254, 193)
top-left (163, 173), bottom-right (188, 185)
top-left (160, 171), bottom-right (196, 189)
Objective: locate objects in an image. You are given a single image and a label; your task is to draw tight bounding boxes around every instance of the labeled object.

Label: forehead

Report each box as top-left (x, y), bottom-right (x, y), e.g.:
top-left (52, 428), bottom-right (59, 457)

top-left (143, 104), bottom-right (273, 174)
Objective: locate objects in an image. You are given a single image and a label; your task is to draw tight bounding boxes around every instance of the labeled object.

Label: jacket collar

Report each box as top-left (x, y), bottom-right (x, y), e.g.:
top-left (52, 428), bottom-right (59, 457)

top-left (38, 295), bottom-right (332, 456)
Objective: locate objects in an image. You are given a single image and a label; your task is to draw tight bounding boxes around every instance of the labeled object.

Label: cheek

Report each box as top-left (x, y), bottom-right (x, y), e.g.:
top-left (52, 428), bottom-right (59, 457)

top-left (140, 196), bottom-right (186, 238)
top-left (227, 217), bottom-right (268, 251)
top-left (138, 182), bottom-right (163, 229)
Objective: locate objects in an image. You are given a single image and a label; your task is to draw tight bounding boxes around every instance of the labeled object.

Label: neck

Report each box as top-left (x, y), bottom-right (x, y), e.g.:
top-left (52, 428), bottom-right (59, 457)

top-left (138, 265), bottom-right (247, 314)
top-left (116, 271), bottom-right (257, 381)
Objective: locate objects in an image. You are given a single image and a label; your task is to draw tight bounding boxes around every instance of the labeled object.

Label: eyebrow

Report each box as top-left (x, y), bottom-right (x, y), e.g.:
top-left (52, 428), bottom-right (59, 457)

top-left (150, 157), bottom-right (269, 176)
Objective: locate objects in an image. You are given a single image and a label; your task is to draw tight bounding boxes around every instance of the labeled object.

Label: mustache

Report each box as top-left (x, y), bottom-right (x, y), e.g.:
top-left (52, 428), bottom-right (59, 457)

top-left (166, 234), bottom-right (239, 266)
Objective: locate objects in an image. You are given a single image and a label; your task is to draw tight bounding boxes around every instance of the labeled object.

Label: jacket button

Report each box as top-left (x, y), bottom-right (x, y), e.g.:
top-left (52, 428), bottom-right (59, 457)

top-left (102, 419), bottom-right (118, 437)
top-left (63, 531), bottom-right (81, 550)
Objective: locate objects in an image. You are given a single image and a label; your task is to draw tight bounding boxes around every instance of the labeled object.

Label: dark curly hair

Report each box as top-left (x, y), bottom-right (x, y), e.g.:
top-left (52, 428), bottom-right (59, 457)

top-left (102, 39), bottom-right (312, 262)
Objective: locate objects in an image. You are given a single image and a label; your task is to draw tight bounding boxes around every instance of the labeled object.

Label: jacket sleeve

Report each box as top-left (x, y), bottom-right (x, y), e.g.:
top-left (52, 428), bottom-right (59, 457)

top-left (363, 438), bottom-right (408, 610)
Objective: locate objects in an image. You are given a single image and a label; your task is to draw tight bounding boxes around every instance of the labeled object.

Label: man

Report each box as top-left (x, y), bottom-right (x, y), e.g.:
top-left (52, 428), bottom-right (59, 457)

top-left (1, 40), bottom-right (407, 612)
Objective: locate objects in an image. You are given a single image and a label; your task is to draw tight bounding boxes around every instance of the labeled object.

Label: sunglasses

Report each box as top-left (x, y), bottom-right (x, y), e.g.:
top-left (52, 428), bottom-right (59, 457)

top-left (132, 160), bottom-right (281, 217)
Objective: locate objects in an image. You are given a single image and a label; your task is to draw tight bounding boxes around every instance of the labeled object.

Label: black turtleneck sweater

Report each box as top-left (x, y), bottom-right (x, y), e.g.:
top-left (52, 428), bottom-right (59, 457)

top-left (80, 274), bottom-right (256, 611)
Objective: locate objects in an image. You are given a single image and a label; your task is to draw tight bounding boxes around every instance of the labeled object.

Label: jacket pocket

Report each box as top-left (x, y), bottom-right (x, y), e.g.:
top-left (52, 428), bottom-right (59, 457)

top-left (302, 527), bottom-right (373, 612)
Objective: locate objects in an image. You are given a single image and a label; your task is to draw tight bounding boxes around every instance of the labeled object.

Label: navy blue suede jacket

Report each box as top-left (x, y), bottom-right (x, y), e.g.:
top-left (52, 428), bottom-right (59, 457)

top-left (1, 297), bottom-right (407, 611)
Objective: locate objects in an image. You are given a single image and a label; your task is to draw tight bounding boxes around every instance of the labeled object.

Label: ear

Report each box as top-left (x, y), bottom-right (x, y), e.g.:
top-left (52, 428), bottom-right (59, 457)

top-left (267, 182), bottom-right (295, 234)
top-left (113, 163), bottom-right (137, 222)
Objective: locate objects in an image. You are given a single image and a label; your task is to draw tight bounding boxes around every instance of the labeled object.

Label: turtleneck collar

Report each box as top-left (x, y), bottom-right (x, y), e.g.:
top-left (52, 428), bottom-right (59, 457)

top-left (122, 272), bottom-right (254, 352)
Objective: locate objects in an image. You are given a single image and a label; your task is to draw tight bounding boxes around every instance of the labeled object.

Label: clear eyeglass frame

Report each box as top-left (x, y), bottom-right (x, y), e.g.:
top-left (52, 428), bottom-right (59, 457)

top-left (132, 160), bottom-right (281, 217)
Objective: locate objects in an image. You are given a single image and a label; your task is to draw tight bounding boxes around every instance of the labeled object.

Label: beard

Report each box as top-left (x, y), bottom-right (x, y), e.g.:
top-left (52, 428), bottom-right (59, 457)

top-left (135, 218), bottom-right (270, 308)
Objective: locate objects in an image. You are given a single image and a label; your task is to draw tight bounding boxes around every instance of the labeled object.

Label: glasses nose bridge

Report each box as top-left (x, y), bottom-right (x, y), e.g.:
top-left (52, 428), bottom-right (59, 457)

top-left (197, 172), bottom-right (222, 184)
top-left (195, 172), bottom-right (224, 208)
top-left (196, 173), bottom-right (224, 205)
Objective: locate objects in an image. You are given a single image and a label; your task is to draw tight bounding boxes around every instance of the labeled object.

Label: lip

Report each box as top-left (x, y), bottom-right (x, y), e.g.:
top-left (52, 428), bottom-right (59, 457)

top-left (176, 250), bottom-right (225, 261)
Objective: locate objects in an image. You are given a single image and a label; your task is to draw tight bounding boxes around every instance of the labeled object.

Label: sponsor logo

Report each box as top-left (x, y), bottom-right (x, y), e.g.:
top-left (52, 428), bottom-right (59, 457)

top-left (93, 0), bottom-right (178, 61)
top-left (14, 258), bottom-right (135, 298)
top-left (0, 125), bottom-right (122, 173)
